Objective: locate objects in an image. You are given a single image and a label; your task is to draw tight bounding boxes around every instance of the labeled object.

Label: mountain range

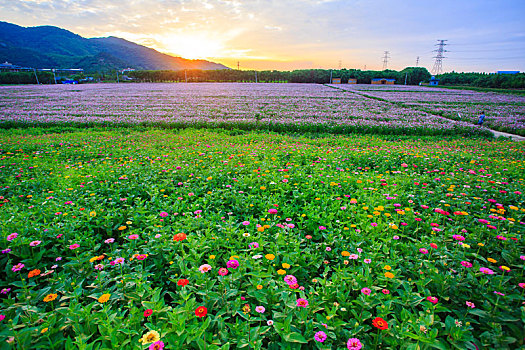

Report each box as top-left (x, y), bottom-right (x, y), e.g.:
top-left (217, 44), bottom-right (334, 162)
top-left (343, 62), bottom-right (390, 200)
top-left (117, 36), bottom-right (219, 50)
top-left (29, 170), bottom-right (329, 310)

top-left (0, 21), bottom-right (229, 72)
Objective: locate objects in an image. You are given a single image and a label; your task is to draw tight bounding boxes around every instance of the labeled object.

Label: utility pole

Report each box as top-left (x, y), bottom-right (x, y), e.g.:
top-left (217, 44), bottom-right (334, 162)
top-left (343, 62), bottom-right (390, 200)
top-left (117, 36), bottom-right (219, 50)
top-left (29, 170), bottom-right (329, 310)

top-left (432, 40), bottom-right (448, 75)
top-left (382, 51), bottom-right (390, 70)
top-left (329, 70), bottom-right (333, 83)
top-left (116, 70), bottom-right (119, 83)
top-left (415, 56), bottom-right (420, 67)
top-left (255, 70), bottom-right (257, 83)
top-left (52, 69), bottom-right (57, 84)
top-left (33, 68), bottom-right (40, 84)
top-left (185, 70), bottom-right (188, 83)
top-left (404, 72), bottom-right (408, 85)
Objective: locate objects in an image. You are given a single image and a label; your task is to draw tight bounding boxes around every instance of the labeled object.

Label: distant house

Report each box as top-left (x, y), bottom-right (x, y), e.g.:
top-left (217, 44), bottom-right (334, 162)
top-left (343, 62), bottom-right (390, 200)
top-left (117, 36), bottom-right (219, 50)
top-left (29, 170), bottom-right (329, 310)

top-left (347, 78), bottom-right (357, 84)
top-left (497, 71), bottom-right (520, 74)
top-left (371, 78), bottom-right (395, 85)
top-left (429, 76), bottom-right (440, 86)
top-left (0, 61), bottom-right (33, 72)
top-left (331, 78), bottom-right (341, 84)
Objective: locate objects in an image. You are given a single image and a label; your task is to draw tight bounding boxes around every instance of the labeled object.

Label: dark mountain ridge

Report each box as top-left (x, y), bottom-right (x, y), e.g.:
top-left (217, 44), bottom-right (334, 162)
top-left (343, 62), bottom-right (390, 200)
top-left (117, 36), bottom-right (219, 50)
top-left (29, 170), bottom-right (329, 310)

top-left (0, 21), bottom-right (228, 72)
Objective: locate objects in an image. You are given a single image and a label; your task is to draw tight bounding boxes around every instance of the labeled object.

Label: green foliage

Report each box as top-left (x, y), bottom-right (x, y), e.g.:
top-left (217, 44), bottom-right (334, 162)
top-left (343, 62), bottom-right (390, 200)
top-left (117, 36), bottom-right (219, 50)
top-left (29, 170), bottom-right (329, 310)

top-left (438, 72), bottom-right (525, 89)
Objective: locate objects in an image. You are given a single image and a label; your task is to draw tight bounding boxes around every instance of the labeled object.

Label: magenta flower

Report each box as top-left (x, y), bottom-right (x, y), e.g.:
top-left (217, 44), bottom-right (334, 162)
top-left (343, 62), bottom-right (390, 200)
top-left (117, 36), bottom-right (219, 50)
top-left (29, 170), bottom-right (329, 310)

top-left (69, 244), bottom-right (80, 250)
top-left (149, 341), bottom-right (164, 350)
top-left (242, 221), bottom-right (250, 226)
top-left (426, 296), bottom-right (438, 304)
top-left (226, 259), bottom-right (239, 269)
top-left (479, 267), bottom-right (495, 275)
top-left (284, 275), bottom-right (297, 285)
top-left (128, 234), bottom-right (139, 240)
top-left (460, 261), bottom-right (473, 268)
top-left (159, 212), bottom-right (168, 217)
top-left (218, 268), bottom-right (229, 276)
top-left (7, 233), bottom-right (18, 241)
top-left (453, 235), bottom-right (465, 241)
top-left (347, 338), bottom-right (363, 350)
top-left (361, 287), bottom-right (371, 295)
top-left (314, 331), bottom-right (327, 343)
top-left (319, 226), bottom-right (326, 230)
top-left (419, 248), bottom-right (429, 254)
top-left (268, 209), bottom-right (278, 214)
top-left (296, 298), bottom-right (309, 308)
top-left (249, 242), bottom-right (259, 249)
top-left (518, 283), bottom-right (525, 289)
top-left (11, 263), bottom-right (24, 272)
top-left (371, 223), bottom-right (378, 227)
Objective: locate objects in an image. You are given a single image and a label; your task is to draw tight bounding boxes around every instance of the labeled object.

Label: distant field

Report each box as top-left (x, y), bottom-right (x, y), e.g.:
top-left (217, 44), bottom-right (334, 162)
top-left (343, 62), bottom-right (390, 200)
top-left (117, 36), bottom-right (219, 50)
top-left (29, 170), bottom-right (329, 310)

top-left (334, 84), bottom-right (525, 136)
top-left (0, 83), bottom-right (495, 137)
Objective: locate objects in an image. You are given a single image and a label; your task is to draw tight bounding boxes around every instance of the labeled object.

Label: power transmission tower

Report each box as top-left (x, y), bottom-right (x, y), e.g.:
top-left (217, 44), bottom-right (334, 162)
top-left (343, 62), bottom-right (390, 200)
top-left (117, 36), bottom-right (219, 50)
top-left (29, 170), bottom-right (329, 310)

top-left (416, 56), bottom-right (419, 67)
top-left (382, 51), bottom-right (390, 70)
top-left (431, 40), bottom-right (448, 75)
top-left (237, 61), bottom-right (240, 70)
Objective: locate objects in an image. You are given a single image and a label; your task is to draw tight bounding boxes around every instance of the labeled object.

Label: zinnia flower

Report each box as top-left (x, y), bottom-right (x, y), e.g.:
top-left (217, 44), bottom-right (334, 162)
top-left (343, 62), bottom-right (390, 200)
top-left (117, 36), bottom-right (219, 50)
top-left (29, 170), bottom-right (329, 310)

top-left (226, 260), bottom-right (239, 269)
top-left (195, 306), bottom-right (207, 317)
top-left (43, 293), bottom-right (58, 302)
top-left (426, 296), bottom-right (438, 304)
top-left (144, 309), bottom-right (153, 317)
top-left (347, 338), bottom-right (363, 350)
top-left (139, 330), bottom-right (160, 344)
top-left (218, 268), bottom-right (229, 276)
top-left (199, 264), bottom-right (212, 273)
top-left (361, 287), bottom-right (371, 295)
top-left (177, 279), bottom-right (189, 286)
top-left (255, 306), bottom-right (265, 313)
top-left (149, 341), bottom-right (165, 350)
top-left (314, 331), bottom-right (327, 343)
top-left (372, 317), bottom-right (388, 330)
top-left (296, 298), bottom-right (309, 308)
top-left (98, 294), bottom-right (110, 303)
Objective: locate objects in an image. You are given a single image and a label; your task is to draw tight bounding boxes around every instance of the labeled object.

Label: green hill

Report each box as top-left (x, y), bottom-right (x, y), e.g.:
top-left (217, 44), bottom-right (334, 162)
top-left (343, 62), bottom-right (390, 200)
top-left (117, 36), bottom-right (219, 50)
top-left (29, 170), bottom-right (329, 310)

top-left (0, 21), bottom-right (229, 72)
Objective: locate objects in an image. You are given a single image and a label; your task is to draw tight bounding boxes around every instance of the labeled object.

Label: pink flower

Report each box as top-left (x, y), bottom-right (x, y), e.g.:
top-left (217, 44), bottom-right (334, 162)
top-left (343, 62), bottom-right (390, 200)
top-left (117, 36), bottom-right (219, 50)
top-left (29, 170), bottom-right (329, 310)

top-left (319, 226), bottom-right (326, 230)
top-left (466, 301), bottom-right (475, 308)
top-left (242, 221), bottom-right (250, 226)
top-left (255, 306), bottom-right (265, 313)
top-left (69, 244), bottom-right (80, 250)
top-left (284, 275), bottom-right (297, 285)
top-left (364, 259), bottom-right (371, 264)
top-left (7, 233), bottom-right (18, 241)
top-left (218, 268), bottom-right (229, 276)
top-left (518, 283), bottom-right (525, 289)
top-left (249, 242), bottom-right (259, 249)
top-left (199, 264), bottom-right (211, 273)
top-left (452, 235), bottom-right (465, 241)
top-left (0, 315), bottom-right (5, 322)
top-left (105, 238), bottom-right (115, 243)
top-left (347, 338), bottom-right (363, 350)
top-left (30, 240), bottom-right (41, 247)
top-left (226, 260), bottom-right (239, 269)
top-left (314, 331), bottom-right (327, 343)
top-left (382, 289), bottom-right (390, 295)
top-left (128, 234), bottom-right (139, 240)
top-left (268, 209), bottom-right (278, 214)
top-left (419, 248), bottom-right (429, 254)
top-left (325, 247), bottom-right (331, 251)
top-left (349, 254), bottom-right (358, 259)
top-left (296, 298), bottom-right (309, 308)
top-left (426, 296), bottom-right (438, 304)
top-left (11, 263), bottom-right (25, 272)
top-left (159, 211), bottom-right (168, 217)
top-left (371, 223), bottom-right (378, 227)
top-left (361, 287), bottom-right (371, 295)
top-left (479, 267), bottom-right (495, 275)
top-left (149, 341), bottom-right (165, 350)
top-left (460, 261), bottom-right (473, 268)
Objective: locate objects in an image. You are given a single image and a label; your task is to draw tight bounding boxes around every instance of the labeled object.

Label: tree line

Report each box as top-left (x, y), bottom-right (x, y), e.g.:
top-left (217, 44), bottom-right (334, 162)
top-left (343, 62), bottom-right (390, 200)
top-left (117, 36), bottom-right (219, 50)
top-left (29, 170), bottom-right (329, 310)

top-left (1, 68), bottom-right (523, 89)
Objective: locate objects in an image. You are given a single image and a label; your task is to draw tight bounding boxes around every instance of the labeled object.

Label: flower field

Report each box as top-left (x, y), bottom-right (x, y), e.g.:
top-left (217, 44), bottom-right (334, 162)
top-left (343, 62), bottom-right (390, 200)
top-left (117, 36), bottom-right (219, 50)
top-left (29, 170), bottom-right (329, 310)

top-left (0, 83), bottom-right (492, 137)
top-left (333, 84), bottom-right (525, 136)
top-left (1, 126), bottom-right (524, 349)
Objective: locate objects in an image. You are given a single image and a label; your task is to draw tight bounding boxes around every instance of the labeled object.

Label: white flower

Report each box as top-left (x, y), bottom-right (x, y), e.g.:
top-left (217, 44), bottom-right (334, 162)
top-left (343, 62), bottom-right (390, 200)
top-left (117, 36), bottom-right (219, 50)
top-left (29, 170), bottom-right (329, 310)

top-left (252, 255), bottom-right (263, 259)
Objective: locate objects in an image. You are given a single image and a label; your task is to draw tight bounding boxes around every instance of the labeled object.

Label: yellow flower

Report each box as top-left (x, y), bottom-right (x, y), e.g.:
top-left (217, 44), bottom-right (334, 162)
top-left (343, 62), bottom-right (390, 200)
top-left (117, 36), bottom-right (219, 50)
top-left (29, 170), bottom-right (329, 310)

top-left (277, 269), bottom-right (286, 275)
top-left (209, 255), bottom-right (215, 259)
top-left (478, 243), bottom-right (484, 247)
top-left (384, 272), bottom-right (394, 279)
top-left (500, 266), bottom-right (510, 271)
top-left (265, 254), bottom-right (275, 260)
top-left (126, 221), bottom-right (132, 225)
top-left (98, 294), bottom-right (110, 303)
top-left (41, 328), bottom-right (48, 334)
top-left (487, 258), bottom-right (497, 263)
top-left (43, 293), bottom-right (58, 302)
top-left (282, 263), bottom-right (291, 269)
top-left (139, 330), bottom-right (160, 344)
top-left (257, 227), bottom-right (265, 232)
top-left (118, 226), bottom-right (127, 231)
top-left (89, 211), bottom-right (96, 217)
top-left (384, 265), bottom-right (392, 271)
top-left (256, 285), bottom-right (263, 290)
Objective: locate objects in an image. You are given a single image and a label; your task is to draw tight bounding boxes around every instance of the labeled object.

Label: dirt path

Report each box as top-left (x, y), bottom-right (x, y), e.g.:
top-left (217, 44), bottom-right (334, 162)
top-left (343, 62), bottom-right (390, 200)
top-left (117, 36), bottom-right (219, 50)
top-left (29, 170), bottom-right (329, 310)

top-left (490, 129), bottom-right (525, 141)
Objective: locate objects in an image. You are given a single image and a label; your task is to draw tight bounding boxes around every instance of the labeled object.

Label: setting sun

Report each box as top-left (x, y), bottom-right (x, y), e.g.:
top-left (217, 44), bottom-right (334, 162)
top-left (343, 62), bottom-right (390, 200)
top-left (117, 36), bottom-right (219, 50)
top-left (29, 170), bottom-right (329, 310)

top-left (160, 33), bottom-right (224, 59)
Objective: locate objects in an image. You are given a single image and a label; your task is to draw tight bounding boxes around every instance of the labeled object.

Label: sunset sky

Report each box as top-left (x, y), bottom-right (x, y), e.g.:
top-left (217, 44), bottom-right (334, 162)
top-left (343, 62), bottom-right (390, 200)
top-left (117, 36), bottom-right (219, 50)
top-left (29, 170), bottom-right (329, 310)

top-left (1, 0), bottom-right (524, 72)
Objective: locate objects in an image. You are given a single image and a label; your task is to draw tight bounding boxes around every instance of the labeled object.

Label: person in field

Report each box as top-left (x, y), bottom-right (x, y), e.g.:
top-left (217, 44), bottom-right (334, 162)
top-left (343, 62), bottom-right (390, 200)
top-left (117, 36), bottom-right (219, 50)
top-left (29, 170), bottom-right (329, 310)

top-left (476, 111), bottom-right (486, 126)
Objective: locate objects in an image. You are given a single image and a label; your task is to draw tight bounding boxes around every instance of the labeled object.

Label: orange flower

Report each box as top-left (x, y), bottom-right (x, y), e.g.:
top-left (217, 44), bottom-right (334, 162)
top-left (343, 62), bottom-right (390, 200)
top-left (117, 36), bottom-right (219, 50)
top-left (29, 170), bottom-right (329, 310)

top-left (28, 269), bottom-right (41, 278)
top-left (43, 293), bottom-right (58, 302)
top-left (98, 294), bottom-right (111, 303)
top-left (341, 251), bottom-right (350, 257)
top-left (173, 233), bottom-right (187, 242)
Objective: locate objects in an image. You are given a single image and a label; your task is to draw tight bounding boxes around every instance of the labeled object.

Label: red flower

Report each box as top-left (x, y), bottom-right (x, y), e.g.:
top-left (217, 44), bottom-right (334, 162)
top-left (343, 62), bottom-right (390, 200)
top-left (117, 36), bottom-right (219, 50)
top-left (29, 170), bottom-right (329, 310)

top-left (144, 309), bottom-right (153, 317)
top-left (173, 233), bottom-right (187, 242)
top-left (177, 279), bottom-right (189, 286)
top-left (195, 306), bottom-right (207, 318)
top-left (372, 317), bottom-right (388, 330)
top-left (430, 243), bottom-right (438, 249)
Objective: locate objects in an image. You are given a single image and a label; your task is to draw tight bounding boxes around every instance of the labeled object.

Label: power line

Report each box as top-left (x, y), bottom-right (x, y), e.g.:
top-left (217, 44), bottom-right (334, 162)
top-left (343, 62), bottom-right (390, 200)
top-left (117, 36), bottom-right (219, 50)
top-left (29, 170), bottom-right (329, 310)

top-left (432, 40), bottom-right (448, 75)
top-left (382, 51), bottom-right (390, 70)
